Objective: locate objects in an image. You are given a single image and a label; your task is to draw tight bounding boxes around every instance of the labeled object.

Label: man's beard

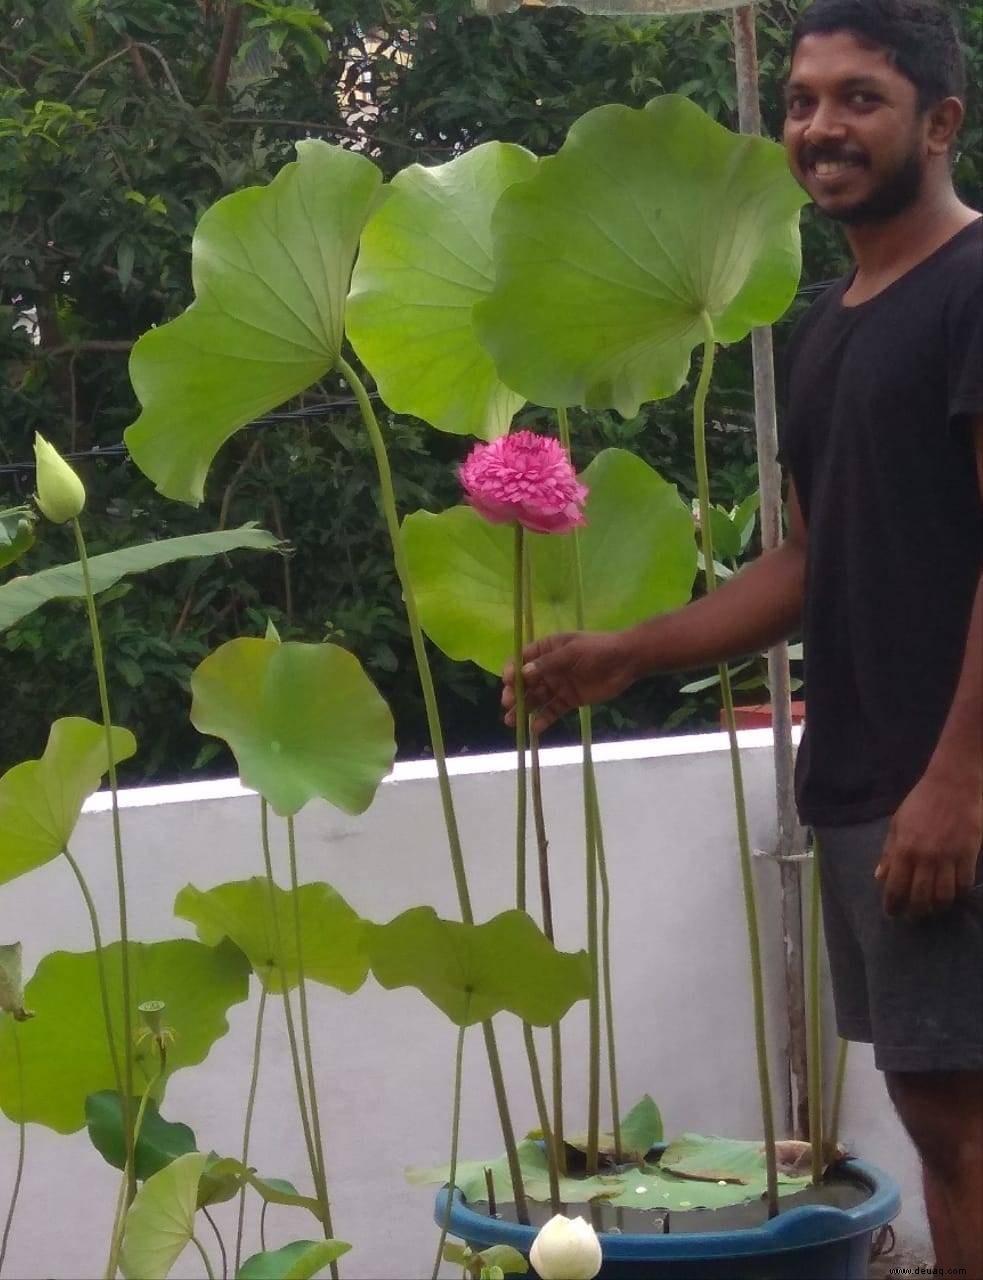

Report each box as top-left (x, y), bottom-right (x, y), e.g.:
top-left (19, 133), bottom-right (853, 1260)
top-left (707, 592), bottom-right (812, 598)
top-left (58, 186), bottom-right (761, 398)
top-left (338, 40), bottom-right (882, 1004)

top-left (824, 146), bottom-right (926, 226)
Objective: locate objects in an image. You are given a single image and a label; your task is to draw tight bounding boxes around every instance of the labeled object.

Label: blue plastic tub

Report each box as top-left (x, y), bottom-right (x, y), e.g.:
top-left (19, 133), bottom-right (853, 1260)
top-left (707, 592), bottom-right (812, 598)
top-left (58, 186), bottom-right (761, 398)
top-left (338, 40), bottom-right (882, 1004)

top-left (434, 1158), bottom-right (900, 1279)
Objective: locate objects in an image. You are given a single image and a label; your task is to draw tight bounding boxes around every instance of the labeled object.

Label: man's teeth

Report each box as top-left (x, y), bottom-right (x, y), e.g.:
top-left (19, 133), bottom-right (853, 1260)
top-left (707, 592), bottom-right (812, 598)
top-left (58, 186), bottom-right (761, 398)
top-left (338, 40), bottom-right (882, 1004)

top-left (812, 160), bottom-right (858, 176)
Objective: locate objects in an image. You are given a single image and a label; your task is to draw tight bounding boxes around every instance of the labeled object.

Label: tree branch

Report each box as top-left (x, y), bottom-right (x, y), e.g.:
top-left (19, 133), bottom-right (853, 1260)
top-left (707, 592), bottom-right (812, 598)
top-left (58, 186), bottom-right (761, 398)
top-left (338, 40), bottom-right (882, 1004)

top-left (130, 42), bottom-right (188, 107)
top-left (207, 3), bottom-right (243, 104)
top-left (125, 37), bottom-right (154, 91)
top-left (68, 47), bottom-right (133, 100)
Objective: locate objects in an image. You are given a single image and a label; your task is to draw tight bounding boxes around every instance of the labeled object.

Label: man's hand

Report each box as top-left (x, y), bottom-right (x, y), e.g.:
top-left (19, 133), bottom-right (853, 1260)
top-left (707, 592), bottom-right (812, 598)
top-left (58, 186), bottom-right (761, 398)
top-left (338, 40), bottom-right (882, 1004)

top-left (502, 630), bottom-right (639, 734)
top-left (875, 769), bottom-right (983, 918)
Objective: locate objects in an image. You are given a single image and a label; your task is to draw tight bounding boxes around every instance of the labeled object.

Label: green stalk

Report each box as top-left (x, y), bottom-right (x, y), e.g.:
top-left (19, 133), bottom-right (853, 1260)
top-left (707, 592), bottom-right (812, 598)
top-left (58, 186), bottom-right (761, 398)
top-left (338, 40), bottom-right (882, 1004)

top-left (0, 1025), bottom-right (25, 1278)
top-left (556, 407), bottom-right (611, 1173)
top-left (337, 357), bottom-right (527, 1222)
top-left (105, 1040), bottom-right (166, 1280)
top-left (190, 1236), bottom-right (216, 1280)
top-left (808, 844), bottom-right (824, 1185)
top-left (72, 517), bottom-right (135, 1201)
top-left (62, 846), bottom-right (125, 1108)
top-left (829, 1038), bottom-right (849, 1156)
top-left (202, 1209), bottom-right (227, 1280)
top-left (525, 576), bottom-right (566, 1176)
top-left (234, 987), bottom-right (268, 1276)
top-left (259, 801), bottom-right (324, 1230)
top-left (431, 1009), bottom-right (469, 1280)
top-left (691, 313), bottom-right (778, 1216)
top-left (513, 526), bottom-right (560, 1210)
top-left (587, 769), bottom-right (621, 1163)
top-left (286, 816), bottom-right (338, 1269)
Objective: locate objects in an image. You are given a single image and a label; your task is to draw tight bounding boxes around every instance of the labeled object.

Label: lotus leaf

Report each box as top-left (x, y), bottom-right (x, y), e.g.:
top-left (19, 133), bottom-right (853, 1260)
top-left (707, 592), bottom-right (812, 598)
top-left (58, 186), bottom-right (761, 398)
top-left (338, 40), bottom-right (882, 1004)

top-left (119, 1151), bottom-right (208, 1279)
top-left (237, 1240), bottom-right (352, 1280)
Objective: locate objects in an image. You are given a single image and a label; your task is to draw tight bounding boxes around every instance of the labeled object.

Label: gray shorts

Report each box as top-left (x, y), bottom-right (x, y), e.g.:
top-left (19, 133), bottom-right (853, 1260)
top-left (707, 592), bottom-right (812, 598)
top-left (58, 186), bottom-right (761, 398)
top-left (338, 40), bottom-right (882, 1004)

top-left (814, 817), bottom-right (983, 1073)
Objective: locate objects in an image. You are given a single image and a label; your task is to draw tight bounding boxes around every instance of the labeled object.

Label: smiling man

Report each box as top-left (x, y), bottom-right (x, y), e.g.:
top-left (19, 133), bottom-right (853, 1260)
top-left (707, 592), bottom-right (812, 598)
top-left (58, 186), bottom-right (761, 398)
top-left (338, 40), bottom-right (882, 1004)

top-left (502, 0), bottom-right (982, 1270)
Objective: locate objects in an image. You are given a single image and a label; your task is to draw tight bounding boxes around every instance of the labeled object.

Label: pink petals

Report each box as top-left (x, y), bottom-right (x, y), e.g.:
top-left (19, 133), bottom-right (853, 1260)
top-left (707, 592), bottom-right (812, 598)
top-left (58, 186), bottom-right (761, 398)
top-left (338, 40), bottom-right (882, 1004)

top-left (459, 430), bottom-right (588, 534)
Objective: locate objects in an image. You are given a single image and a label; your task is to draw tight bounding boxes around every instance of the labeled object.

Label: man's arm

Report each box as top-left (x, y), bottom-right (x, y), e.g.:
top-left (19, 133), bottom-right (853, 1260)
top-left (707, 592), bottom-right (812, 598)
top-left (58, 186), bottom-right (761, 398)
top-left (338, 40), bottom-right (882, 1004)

top-left (504, 481), bottom-right (808, 733)
top-left (876, 414), bottom-right (983, 918)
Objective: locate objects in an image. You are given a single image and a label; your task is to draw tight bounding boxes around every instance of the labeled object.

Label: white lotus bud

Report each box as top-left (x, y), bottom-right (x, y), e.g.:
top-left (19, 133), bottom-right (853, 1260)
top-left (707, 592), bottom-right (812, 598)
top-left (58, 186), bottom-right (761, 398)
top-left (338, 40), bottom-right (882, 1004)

top-left (34, 433), bottom-right (86, 524)
top-left (529, 1214), bottom-right (602, 1280)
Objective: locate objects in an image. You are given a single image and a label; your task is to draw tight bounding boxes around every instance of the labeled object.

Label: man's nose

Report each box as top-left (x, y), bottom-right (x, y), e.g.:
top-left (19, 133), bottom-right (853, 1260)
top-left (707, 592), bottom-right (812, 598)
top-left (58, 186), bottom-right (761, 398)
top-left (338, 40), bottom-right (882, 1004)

top-left (803, 102), bottom-right (848, 147)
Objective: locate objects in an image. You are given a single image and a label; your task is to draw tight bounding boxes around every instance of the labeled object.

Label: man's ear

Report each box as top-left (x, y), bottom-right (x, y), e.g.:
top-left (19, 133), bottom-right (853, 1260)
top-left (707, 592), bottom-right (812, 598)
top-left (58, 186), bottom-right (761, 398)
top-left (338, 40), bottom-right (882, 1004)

top-left (925, 96), bottom-right (964, 156)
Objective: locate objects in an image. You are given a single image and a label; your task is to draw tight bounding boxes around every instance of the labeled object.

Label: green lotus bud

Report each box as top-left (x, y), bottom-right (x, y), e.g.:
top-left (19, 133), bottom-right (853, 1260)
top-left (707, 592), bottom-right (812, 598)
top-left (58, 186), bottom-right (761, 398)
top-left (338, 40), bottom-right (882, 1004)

top-left (34, 433), bottom-right (86, 524)
top-left (0, 943), bottom-right (32, 1021)
top-left (529, 1214), bottom-right (602, 1280)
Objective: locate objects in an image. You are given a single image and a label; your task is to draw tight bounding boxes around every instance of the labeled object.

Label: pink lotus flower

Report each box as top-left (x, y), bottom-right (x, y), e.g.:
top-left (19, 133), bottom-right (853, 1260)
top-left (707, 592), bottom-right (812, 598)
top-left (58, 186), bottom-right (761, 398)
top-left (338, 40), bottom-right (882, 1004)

top-left (459, 430), bottom-right (588, 534)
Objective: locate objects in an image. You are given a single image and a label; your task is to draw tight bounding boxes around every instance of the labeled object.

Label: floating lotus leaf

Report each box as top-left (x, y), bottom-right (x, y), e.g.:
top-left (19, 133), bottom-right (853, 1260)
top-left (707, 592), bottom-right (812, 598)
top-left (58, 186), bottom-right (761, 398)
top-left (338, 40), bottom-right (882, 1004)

top-left (190, 638), bottom-right (395, 817)
top-left (0, 717), bottom-right (136, 886)
top-left (125, 141), bottom-right (383, 504)
top-left (408, 1138), bottom-right (622, 1205)
top-left (0, 939), bottom-right (250, 1133)
top-left (404, 449), bottom-right (696, 672)
top-left (476, 95), bottom-right (807, 416)
top-left (237, 1240), bottom-right (352, 1280)
top-left (0, 526), bottom-right (280, 631)
top-left (175, 877), bottom-right (368, 994)
top-left (347, 142), bottom-right (536, 439)
top-left (367, 908), bottom-right (591, 1027)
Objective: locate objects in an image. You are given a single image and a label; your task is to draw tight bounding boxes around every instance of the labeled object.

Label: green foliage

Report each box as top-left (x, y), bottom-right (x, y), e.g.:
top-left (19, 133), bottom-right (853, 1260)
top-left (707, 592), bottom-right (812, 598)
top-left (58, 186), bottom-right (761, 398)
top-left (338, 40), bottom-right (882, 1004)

top-left (237, 1239), bottom-right (353, 1280)
top-left (119, 1151), bottom-right (209, 1280)
top-left (85, 1091), bottom-right (197, 1181)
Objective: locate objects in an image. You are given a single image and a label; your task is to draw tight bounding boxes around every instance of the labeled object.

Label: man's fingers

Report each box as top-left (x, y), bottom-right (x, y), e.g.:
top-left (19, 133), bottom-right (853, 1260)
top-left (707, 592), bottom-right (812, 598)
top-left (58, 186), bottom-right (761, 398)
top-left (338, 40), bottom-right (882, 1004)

top-left (932, 863), bottom-right (957, 914)
top-left (905, 863), bottom-right (936, 918)
top-left (881, 852), bottom-right (913, 917)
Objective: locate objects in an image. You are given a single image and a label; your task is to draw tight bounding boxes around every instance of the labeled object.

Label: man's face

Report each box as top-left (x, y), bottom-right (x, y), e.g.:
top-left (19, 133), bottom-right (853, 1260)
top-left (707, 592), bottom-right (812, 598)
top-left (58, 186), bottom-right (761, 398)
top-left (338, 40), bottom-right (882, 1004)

top-left (784, 31), bottom-right (929, 225)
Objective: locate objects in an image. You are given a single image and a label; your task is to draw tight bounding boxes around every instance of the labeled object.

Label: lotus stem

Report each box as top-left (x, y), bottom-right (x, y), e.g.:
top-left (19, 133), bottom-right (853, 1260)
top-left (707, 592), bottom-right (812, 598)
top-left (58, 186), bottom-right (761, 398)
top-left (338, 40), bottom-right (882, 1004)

top-left (431, 1013), bottom-right (468, 1280)
top-left (105, 1039), bottom-right (165, 1280)
top-left (190, 1235), bottom-right (216, 1280)
top-left (588, 768), bottom-right (622, 1163)
top-left (556, 407), bottom-right (609, 1174)
top-left (202, 1209), bottom-right (227, 1280)
top-left (286, 816), bottom-right (338, 1271)
top-left (513, 523), bottom-right (528, 910)
top-left (337, 356), bottom-right (527, 1221)
top-left (808, 842), bottom-right (824, 1185)
top-left (0, 1025), bottom-right (25, 1277)
top-left (234, 986), bottom-right (268, 1275)
top-left (829, 1037), bottom-right (849, 1156)
top-left (260, 801), bottom-right (328, 1245)
top-left (525, 572), bottom-right (567, 1175)
top-left (692, 312), bottom-right (779, 1216)
top-left (61, 846), bottom-right (125, 1106)
top-left (72, 517), bottom-right (136, 1203)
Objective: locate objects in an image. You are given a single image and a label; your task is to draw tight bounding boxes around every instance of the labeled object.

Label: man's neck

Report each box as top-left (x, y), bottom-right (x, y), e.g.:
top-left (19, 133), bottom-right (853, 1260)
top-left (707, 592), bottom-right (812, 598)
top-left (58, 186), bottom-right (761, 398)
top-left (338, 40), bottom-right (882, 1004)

top-left (844, 185), bottom-right (979, 287)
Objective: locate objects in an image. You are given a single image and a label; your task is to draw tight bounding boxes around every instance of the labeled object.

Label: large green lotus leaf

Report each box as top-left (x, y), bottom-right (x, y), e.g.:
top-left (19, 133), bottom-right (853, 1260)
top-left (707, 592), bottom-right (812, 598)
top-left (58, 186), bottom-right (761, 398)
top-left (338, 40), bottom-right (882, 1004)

top-left (85, 1091), bottom-right (197, 1182)
top-left (475, 96), bottom-right (807, 417)
top-left (119, 1151), bottom-right (209, 1280)
top-left (0, 717), bottom-right (136, 886)
top-left (659, 1133), bottom-right (811, 1188)
top-left (404, 449), bottom-right (696, 673)
top-left (190, 638), bottom-right (395, 817)
top-left (367, 908), bottom-right (591, 1027)
top-left (0, 939), bottom-right (250, 1132)
top-left (238, 1240), bottom-right (352, 1280)
top-left (408, 1138), bottom-right (623, 1205)
top-left (347, 142), bottom-right (535, 439)
top-left (0, 526), bottom-right (280, 631)
top-left (125, 141), bottom-right (383, 505)
top-left (174, 877), bottom-right (368, 994)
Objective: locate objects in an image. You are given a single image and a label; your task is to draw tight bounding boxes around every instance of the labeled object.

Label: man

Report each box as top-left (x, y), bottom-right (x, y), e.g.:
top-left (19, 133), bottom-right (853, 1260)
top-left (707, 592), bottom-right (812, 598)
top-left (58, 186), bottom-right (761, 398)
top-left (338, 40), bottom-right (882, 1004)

top-left (501, 0), bottom-right (982, 1270)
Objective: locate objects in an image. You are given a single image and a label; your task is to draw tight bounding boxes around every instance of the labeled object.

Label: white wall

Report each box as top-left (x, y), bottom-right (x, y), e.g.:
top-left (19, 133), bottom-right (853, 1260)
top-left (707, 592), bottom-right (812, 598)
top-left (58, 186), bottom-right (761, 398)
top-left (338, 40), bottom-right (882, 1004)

top-left (0, 731), bottom-right (926, 1278)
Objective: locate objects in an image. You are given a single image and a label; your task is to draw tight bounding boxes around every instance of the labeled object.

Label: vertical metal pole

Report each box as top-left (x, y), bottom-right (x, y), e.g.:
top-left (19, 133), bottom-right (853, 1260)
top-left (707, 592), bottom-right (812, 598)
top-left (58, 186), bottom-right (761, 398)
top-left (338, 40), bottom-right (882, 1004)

top-left (732, 3), bottom-right (810, 1140)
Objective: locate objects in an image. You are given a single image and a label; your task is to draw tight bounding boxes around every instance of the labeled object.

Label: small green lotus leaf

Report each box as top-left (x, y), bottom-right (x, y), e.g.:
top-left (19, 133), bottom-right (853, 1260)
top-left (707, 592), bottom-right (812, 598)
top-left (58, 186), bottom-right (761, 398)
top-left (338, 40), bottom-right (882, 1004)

top-left (409, 1138), bottom-right (622, 1205)
top-left (0, 525), bottom-right (280, 632)
top-left (198, 1156), bottom-right (323, 1219)
top-left (0, 943), bottom-right (29, 1020)
top-left (0, 717), bottom-right (136, 886)
top-left (119, 1151), bottom-right (209, 1279)
top-left (476, 1246), bottom-right (529, 1276)
top-left (125, 140), bottom-right (383, 505)
top-left (475, 96), bottom-right (807, 417)
top-left (190, 638), bottom-right (395, 817)
top-left (367, 908), bottom-right (591, 1027)
top-left (237, 1239), bottom-right (352, 1280)
top-left (347, 142), bottom-right (535, 439)
top-left (85, 1091), bottom-right (197, 1181)
top-left (404, 449), bottom-right (696, 673)
top-left (175, 878), bottom-right (368, 994)
top-left (0, 508), bottom-right (35, 571)
top-left (565, 1093), bottom-right (664, 1163)
top-left (0, 939), bottom-right (250, 1133)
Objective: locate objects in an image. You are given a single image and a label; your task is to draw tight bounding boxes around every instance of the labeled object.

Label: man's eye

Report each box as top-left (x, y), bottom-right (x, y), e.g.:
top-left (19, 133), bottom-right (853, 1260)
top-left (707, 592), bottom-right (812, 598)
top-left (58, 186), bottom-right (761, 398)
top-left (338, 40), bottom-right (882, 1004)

top-left (850, 92), bottom-right (880, 107)
top-left (786, 95), bottom-right (812, 113)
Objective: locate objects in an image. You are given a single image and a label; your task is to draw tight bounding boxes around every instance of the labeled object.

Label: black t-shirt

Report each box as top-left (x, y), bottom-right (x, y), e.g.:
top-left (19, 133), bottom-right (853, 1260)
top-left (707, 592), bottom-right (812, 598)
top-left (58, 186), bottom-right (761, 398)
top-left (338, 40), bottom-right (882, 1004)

top-left (780, 217), bottom-right (982, 827)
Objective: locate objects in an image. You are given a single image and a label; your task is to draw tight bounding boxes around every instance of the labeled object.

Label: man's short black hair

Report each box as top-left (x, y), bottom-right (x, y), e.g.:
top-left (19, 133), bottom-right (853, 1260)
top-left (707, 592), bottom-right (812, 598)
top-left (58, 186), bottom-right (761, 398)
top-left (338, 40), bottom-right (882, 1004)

top-left (790, 0), bottom-right (966, 111)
